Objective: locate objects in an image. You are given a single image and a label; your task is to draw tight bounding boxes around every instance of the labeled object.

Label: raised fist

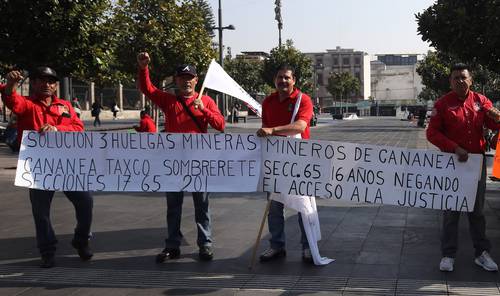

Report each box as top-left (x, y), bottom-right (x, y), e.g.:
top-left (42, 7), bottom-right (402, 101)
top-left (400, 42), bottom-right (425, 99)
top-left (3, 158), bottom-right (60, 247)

top-left (137, 52), bottom-right (151, 69)
top-left (6, 70), bottom-right (23, 85)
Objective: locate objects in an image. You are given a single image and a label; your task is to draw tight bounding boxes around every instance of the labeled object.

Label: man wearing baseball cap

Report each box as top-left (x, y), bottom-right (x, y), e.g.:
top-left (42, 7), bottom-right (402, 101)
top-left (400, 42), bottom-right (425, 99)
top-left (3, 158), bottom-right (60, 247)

top-left (137, 52), bottom-right (224, 262)
top-left (3, 66), bottom-right (94, 268)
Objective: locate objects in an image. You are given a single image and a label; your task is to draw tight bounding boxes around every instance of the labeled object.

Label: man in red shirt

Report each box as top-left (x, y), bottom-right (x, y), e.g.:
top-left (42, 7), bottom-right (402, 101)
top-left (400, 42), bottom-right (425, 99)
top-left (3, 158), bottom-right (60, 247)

top-left (427, 63), bottom-right (500, 272)
top-left (134, 110), bottom-right (157, 132)
top-left (3, 67), bottom-right (94, 268)
top-left (256, 65), bottom-right (314, 263)
top-left (137, 52), bottom-right (224, 262)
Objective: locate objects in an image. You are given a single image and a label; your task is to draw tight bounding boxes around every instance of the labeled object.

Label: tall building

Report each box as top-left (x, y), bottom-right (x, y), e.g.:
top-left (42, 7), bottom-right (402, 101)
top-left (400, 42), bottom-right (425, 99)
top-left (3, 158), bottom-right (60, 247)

top-left (305, 46), bottom-right (371, 107)
top-left (371, 54), bottom-right (423, 105)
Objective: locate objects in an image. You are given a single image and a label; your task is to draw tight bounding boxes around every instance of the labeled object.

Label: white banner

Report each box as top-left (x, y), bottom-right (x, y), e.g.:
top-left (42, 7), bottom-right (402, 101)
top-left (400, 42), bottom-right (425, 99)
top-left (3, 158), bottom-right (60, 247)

top-left (203, 59), bottom-right (262, 117)
top-left (261, 137), bottom-right (481, 212)
top-left (15, 131), bottom-right (260, 192)
top-left (15, 131), bottom-right (482, 212)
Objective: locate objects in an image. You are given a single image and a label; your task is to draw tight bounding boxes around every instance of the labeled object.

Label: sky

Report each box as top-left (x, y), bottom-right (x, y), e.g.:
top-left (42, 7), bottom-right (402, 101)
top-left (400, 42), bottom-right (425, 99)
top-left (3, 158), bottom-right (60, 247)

top-left (206, 0), bottom-right (436, 57)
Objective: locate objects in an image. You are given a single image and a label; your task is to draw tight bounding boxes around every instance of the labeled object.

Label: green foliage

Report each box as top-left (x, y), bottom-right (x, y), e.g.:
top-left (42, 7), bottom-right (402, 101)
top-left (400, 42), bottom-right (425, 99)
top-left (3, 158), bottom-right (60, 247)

top-left (326, 72), bottom-right (360, 103)
top-left (416, 0), bottom-right (500, 72)
top-left (416, 51), bottom-right (451, 97)
top-left (111, 0), bottom-right (216, 86)
top-left (262, 40), bottom-right (312, 93)
top-left (224, 58), bottom-right (267, 94)
top-left (0, 0), bottom-right (114, 83)
top-left (195, 0), bottom-right (216, 38)
top-left (416, 51), bottom-right (500, 100)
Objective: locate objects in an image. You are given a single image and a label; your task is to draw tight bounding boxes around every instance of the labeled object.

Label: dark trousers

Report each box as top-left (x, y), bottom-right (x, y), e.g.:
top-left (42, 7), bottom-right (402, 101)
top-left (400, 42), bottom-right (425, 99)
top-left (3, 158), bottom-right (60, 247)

top-left (441, 157), bottom-right (491, 257)
top-left (268, 200), bottom-right (309, 250)
top-left (93, 115), bottom-right (101, 127)
top-left (164, 192), bottom-right (212, 249)
top-left (29, 189), bottom-right (93, 256)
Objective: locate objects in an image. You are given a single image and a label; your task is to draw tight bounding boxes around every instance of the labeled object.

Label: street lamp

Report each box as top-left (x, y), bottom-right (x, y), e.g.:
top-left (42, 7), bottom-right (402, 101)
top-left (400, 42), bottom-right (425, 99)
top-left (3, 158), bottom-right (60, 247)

top-left (212, 0), bottom-right (235, 119)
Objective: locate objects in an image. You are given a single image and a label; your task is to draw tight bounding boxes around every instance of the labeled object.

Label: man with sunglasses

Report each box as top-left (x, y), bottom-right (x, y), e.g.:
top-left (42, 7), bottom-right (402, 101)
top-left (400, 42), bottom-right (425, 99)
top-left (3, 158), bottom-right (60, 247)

top-left (3, 67), bottom-right (94, 268)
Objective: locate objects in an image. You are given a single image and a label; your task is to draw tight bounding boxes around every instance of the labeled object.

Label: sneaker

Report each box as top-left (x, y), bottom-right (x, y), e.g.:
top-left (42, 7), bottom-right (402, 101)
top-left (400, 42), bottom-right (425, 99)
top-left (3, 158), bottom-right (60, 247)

top-left (259, 248), bottom-right (286, 262)
top-left (40, 254), bottom-right (55, 268)
top-left (439, 257), bottom-right (454, 272)
top-left (475, 251), bottom-right (499, 271)
top-left (71, 239), bottom-right (93, 261)
top-left (155, 247), bottom-right (180, 263)
top-left (199, 246), bottom-right (214, 261)
top-left (302, 248), bottom-right (313, 264)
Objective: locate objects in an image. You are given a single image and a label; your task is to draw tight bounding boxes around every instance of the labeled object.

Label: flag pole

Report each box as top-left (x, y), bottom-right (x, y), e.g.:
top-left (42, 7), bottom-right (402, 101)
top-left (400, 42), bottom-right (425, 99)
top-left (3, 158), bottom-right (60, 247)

top-left (248, 197), bottom-right (272, 270)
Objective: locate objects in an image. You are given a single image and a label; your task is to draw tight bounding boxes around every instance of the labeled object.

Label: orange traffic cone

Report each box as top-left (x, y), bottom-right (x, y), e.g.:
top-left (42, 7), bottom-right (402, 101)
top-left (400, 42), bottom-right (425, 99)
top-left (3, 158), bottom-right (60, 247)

top-left (492, 134), bottom-right (500, 180)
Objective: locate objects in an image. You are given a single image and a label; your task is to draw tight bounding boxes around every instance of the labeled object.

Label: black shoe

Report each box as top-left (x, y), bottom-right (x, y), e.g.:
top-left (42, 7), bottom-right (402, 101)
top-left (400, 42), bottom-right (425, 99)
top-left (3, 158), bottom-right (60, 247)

top-left (71, 239), bottom-right (93, 261)
top-left (259, 248), bottom-right (286, 262)
top-left (40, 255), bottom-right (55, 268)
top-left (302, 248), bottom-right (313, 264)
top-left (155, 248), bottom-right (180, 263)
top-left (198, 246), bottom-right (214, 261)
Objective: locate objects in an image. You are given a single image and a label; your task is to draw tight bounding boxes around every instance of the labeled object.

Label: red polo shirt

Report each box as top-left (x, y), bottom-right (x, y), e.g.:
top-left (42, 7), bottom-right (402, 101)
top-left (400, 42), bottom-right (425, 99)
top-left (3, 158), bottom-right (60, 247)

top-left (3, 90), bottom-right (84, 145)
top-left (135, 113), bottom-right (157, 132)
top-left (427, 90), bottom-right (500, 154)
top-left (262, 88), bottom-right (313, 139)
top-left (138, 67), bottom-right (225, 133)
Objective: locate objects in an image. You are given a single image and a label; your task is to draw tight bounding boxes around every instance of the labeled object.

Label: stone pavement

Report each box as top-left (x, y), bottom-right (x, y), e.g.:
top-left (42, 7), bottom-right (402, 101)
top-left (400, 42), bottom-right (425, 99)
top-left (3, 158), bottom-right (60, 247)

top-left (0, 115), bottom-right (500, 295)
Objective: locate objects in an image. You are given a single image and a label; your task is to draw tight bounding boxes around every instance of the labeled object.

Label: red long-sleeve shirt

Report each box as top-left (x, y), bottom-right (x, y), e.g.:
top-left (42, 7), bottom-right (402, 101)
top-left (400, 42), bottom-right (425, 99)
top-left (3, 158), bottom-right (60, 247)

top-left (134, 113), bottom-right (157, 132)
top-left (3, 90), bottom-right (84, 145)
top-left (427, 90), bottom-right (500, 154)
top-left (262, 88), bottom-right (313, 139)
top-left (137, 67), bottom-right (225, 133)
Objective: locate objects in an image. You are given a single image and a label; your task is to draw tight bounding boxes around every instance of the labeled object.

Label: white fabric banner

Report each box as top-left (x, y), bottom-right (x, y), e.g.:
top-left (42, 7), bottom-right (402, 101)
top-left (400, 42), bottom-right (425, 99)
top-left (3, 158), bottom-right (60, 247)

top-left (203, 59), bottom-right (262, 117)
top-left (15, 131), bottom-right (481, 212)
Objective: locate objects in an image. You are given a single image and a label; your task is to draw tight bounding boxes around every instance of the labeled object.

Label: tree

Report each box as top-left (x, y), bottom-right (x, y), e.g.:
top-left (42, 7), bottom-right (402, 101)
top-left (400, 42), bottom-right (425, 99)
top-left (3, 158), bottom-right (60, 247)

top-left (262, 40), bottom-right (312, 93)
top-left (111, 0), bottom-right (216, 86)
top-left (0, 0), bottom-right (114, 82)
top-left (416, 51), bottom-right (500, 101)
top-left (416, 51), bottom-right (451, 97)
top-left (224, 58), bottom-right (267, 94)
top-left (416, 0), bottom-right (500, 72)
top-left (195, 0), bottom-right (216, 38)
top-left (326, 72), bottom-right (360, 105)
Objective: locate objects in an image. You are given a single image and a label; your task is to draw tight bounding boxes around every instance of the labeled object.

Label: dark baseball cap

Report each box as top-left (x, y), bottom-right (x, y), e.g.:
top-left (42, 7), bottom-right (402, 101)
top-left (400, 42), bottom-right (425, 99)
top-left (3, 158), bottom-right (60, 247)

top-left (30, 66), bottom-right (59, 81)
top-left (175, 64), bottom-right (197, 77)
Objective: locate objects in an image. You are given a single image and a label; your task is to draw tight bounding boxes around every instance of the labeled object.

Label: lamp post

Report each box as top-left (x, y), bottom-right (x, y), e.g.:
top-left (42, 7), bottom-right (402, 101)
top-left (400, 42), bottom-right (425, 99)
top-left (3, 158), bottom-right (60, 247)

top-left (213, 0), bottom-right (235, 119)
top-left (274, 0), bottom-right (283, 47)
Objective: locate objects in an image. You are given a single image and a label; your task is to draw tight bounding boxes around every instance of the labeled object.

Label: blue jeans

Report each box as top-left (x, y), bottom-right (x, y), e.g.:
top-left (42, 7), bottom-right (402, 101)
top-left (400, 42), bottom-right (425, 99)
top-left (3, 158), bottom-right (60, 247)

top-left (268, 200), bottom-right (308, 250)
top-left (164, 192), bottom-right (212, 249)
top-left (29, 189), bottom-right (93, 256)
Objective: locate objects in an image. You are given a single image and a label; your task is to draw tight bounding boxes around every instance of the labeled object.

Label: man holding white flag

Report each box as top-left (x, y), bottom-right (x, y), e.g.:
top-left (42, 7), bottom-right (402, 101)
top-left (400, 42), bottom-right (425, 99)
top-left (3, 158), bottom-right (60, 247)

top-left (137, 52), bottom-right (225, 263)
top-left (256, 65), bottom-right (332, 265)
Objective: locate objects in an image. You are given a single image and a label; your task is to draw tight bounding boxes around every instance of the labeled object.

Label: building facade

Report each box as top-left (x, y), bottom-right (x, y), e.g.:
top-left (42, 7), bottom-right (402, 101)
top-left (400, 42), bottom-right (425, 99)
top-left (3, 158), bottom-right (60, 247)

top-left (305, 47), bottom-right (371, 108)
top-left (370, 54), bottom-right (423, 105)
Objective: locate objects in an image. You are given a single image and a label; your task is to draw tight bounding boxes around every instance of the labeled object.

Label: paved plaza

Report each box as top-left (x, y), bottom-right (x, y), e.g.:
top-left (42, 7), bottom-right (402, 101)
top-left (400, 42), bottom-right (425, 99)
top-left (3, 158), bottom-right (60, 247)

top-left (1, 115), bottom-right (500, 295)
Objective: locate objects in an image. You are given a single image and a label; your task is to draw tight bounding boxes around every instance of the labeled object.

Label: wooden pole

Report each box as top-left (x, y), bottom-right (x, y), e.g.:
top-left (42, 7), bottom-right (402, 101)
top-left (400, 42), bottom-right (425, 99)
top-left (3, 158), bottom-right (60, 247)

top-left (248, 197), bottom-right (272, 270)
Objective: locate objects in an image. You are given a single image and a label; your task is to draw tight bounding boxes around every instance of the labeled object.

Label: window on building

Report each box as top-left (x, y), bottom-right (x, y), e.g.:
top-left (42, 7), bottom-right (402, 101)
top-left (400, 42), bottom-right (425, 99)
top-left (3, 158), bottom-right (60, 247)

top-left (317, 73), bottom-right (323, 86)
top-left (333, 57), bottom-right (338, 65)
top-left (342, 57), bottom-right (350, 65)
top-left (354, 57), bottom-right (360, 65)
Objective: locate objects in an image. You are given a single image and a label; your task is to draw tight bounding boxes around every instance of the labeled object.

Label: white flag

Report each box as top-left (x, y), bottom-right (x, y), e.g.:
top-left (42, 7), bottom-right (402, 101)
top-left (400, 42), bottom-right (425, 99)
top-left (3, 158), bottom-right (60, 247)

top-left (203, 59), bottom-right (262, 117)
